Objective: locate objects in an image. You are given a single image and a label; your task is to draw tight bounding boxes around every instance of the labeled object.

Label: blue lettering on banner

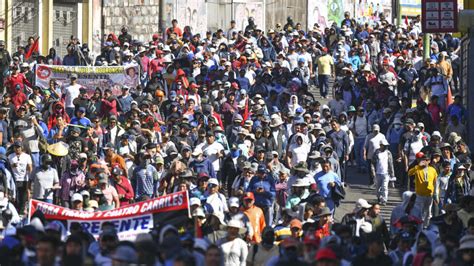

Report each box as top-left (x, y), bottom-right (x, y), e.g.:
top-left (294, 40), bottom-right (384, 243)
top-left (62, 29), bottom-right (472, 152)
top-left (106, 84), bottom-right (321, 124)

top-left (68, 214), bottom-right (153, 240)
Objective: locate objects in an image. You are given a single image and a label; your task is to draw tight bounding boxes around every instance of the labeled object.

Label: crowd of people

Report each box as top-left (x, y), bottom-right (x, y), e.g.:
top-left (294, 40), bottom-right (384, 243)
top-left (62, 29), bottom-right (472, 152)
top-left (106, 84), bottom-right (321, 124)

top-left (0, 10), bottom-right (473, 266)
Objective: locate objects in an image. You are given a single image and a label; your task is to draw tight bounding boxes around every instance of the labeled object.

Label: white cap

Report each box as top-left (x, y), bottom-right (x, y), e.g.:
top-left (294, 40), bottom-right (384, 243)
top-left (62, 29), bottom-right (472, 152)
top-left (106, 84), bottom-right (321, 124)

top-left (228, 197), bottom-right (239, 208)
top-left (417, 122), bottom-right (425, 128)
top-left (71, 193), bottom-right (83, 202)
top-left (190, 197), bottom-right (201, 206)
top-left (380, 139), bottom-right (389, 146)
top-left (208, 178), bottom-right (219, 186)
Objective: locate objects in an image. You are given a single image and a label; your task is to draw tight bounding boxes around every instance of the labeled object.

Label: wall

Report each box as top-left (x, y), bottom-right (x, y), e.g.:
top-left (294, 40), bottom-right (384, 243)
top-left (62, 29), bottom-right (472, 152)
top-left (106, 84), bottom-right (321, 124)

top-left (266, 0), bottom-right (307, 31)
top-left (102, 0), bottom-right (160, 43)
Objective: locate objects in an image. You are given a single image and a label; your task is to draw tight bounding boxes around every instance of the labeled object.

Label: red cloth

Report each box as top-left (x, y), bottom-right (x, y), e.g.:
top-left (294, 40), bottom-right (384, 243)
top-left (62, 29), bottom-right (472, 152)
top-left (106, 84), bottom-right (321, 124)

top-left (25, 37), bottom-right (39, 59)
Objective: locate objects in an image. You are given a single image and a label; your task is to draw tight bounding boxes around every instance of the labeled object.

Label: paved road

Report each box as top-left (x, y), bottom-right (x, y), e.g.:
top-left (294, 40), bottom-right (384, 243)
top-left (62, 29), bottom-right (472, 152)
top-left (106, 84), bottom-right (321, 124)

top-left (307, 83), bottom-right (403, 222)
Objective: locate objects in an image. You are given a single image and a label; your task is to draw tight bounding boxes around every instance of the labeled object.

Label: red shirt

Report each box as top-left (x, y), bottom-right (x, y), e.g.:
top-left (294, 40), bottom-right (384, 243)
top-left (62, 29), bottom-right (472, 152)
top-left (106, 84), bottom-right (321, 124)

top-left (148, 58), bottom-right (165, 78)
top-left (113, 175), bottom-right (134, 205)
top-left (4, 73), bottom-right (32, 94)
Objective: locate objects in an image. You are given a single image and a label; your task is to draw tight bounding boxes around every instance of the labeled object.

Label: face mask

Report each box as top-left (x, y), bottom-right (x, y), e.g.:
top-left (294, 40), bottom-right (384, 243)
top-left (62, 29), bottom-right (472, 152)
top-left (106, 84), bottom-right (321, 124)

top-left (394, 124), bottom-right (401, 129)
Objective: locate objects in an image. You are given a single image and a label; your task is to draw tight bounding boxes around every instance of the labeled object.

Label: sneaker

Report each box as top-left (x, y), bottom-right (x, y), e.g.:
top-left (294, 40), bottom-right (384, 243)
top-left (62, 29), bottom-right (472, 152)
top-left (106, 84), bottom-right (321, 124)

top-left (369, 184), bottom-right (376, 189)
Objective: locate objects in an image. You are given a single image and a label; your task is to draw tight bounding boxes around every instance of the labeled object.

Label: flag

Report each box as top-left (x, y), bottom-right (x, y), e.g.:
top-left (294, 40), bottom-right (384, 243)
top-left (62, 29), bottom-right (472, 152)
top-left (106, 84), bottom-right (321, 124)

top-left (405, 16), bottom-right (409, 25)
top-left (446, 85), bottom-right (453, 107)
top-left (241, 97), bottom-right (249, 125)
top-left (25, 37), bottom-right (39, 59)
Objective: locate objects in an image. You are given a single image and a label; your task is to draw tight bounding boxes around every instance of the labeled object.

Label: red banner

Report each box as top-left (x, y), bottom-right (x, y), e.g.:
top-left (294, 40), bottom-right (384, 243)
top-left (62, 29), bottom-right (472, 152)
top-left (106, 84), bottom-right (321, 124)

top-left (28, 191), bottom-right (190, 240)
top-left (29, 191), bottom-right (190, 221)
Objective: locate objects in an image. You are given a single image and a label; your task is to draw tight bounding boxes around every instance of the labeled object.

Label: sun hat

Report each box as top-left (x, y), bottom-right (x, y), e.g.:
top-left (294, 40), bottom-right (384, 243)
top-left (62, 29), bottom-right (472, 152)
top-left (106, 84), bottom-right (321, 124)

top-left (292, 178), bottom-right (309, 187)
top-left (225, 219), bottom-right (247, 234)
top-left (316, 207), bottom-right (332, 217)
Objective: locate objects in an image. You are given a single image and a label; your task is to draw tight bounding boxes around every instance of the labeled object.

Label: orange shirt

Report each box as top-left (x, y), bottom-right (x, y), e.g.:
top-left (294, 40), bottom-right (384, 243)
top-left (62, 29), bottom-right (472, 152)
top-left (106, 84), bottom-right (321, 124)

top-left (314, 222), bottom-right (331, 243)
top-left (242, 205), bottom-right (266, 243)
top-left (107, 153), bottom-right (127, 175)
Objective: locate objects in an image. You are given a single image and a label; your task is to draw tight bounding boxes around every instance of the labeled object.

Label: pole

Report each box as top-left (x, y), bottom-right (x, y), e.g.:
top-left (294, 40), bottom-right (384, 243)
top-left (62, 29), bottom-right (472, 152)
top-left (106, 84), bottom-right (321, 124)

top-left (397, 0), bottom-right (402, 27)
top-left (101, 0), bottom-right (104, 49)
top-left (159, 0), bottom-right (165, 37)
top-left (423, 33), bottom-right (431, 61)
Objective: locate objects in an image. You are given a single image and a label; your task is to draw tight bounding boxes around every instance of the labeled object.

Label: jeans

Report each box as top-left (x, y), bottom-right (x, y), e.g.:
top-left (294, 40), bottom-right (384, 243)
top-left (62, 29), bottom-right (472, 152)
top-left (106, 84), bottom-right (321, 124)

top-left (318, 75), bottom-right (330, 98)
top-left (325, 198), bottom-right (336, 214)
top-left (415, 194), bottom-right (433, 227)
top-left (354, 137), bottom-right (366, 170)
top-left (257, 204), bottom-right (274, 226)
top-left (375, 173), bottom-right (390, 202)
top-left (31, 152), bottom-right (40, 169)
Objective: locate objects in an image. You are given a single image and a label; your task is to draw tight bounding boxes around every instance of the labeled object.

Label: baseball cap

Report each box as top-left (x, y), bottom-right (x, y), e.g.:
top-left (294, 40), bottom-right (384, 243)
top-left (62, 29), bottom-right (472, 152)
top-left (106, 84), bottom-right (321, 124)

top-left (243, 192), bottom-right (255, 201)
top-left (208, 178), bottom-right (219, 186)
top-left (257, 164), bottom-right (266, 173)
top-left (228, 197), bottom-right (239, 208)
top-left (71, 193), bottom-right (83, 202)
top-left (290, 219), bottom-right (302, 229)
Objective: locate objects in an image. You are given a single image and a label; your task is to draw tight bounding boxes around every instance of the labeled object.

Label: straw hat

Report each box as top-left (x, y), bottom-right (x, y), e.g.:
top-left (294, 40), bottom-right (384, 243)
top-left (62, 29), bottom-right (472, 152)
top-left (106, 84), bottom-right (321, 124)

top-left (47, 141), bottom-right (69, 157)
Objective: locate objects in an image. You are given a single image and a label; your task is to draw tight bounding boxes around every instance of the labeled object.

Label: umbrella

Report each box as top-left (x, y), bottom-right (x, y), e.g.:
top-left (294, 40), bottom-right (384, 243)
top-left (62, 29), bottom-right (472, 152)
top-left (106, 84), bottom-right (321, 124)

top-left (47, 141), bottom-right (69, 157)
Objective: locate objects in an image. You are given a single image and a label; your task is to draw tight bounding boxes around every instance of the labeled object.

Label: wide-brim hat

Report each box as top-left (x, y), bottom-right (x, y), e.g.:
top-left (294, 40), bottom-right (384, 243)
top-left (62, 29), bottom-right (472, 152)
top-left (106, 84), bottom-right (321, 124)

top-left (270, 117), bottom-right (284, 127)
top-left (292, 178), bottom-right (309, 187)
top-left (47, 141), bottom-right (69, 157)
top-left (224, 219), bottom-right (247, 234)
top-left (316, 207), bottom-right (332, 217)
top-left (292, 162), bottom-right (309, 173)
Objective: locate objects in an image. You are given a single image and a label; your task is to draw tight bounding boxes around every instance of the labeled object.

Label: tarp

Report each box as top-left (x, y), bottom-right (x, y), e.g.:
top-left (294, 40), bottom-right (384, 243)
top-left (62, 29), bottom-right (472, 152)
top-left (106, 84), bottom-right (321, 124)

top-left (28, 191), bottom-right (190, 241)
top-left (35, 64), bottom-right (139, 95)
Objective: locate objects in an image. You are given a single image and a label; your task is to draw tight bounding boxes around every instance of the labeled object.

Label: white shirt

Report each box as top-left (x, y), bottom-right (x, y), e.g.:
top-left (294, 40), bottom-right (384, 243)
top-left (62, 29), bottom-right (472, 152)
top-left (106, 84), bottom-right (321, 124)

top-left (202, 141), bottom-right (224, 171)
top-left (8, 152), bottom-right (32, 182)
top-left (206, 192), bottom-right (228, 214)
top-left (364, 133), bottom-right (387, 160)
top-left (217, 237), bottom-right (248, 266)
top-left (63, 83), bottom-right (82, 108)
top-left (375, 150), bottom-right (389, 175)
top-left (290, 144), bottom-right (310, 166)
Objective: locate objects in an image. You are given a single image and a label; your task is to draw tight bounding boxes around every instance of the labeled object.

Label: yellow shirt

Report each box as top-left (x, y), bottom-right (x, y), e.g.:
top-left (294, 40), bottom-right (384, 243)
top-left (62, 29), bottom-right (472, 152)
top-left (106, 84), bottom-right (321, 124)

top-left (408, 165), bottom-right (437, 196)
top-left (317, 55), bottom-right (334, 76)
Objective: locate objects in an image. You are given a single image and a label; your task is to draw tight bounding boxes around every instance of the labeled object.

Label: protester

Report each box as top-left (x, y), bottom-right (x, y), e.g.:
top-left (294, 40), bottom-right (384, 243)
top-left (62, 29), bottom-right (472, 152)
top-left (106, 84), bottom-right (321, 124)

top-left (0, 11), bottom-right (470, 266)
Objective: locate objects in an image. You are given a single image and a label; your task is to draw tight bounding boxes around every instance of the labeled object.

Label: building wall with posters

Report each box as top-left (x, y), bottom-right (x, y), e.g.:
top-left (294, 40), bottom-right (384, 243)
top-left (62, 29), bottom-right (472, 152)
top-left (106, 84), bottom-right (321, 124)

top-left (0, 0), bottom-right (93, 56)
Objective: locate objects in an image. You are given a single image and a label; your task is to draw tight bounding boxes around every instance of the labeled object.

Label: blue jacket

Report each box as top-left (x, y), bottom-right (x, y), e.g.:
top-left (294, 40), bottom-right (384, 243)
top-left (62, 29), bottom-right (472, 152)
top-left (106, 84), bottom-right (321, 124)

top-left (314, 171), bottom-right (341, 199)
top-left (189, 158), bottom-right (216, 179)
top-left (247, 174), bottom-right (276, 207)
